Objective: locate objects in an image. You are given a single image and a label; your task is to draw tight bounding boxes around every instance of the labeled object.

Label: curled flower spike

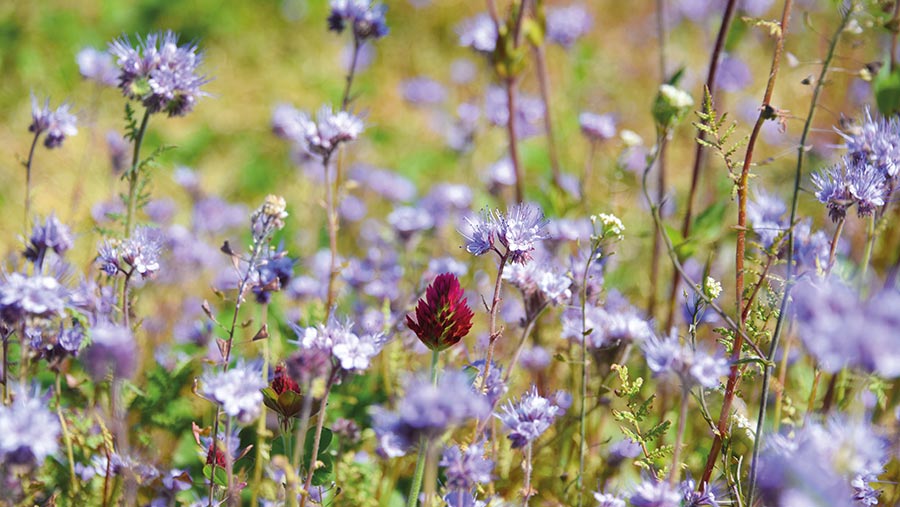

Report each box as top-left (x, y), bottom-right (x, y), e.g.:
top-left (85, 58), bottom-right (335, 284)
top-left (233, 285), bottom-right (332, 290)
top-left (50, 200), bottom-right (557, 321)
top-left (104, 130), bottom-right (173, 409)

top-left (29, 95), bottom-right (78, 149)
top-left (407, 273), bottom-right (474, 351)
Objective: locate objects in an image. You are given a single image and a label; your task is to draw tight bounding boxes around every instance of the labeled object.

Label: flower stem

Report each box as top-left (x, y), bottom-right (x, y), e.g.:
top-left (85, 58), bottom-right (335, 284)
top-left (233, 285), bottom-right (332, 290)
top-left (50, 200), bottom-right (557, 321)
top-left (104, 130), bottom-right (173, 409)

top-left (124, 108), bottom-right (151, 237)
top-left (746, 5), bottom-right (850, 505)
top-left (55, 372), bottom-right (78, 496)
top-left (701, 0), bottom-right (793, 488)
top-left (250, 304), bottom-right (271, 507)
top-left (341, 37), bottom-right (361, 111)
top-left (408, 349), bottom-right (441, 507)
top-left (826, 217), bottom-right (846, 274)
top-left (292, 379), bottom-right (315, 474)
top-left (477, 252), bottom-right (509, 398)
top-left (23, 131), bottom-right (41, 236)
top-left (577, 238), bottom-right (599, 507)
top-left (505, 77), bottom-right (524, 204)
top-left (523, 443), bottom-right (534, 507)
top-left (323, 154), bottom-right (340, 321)
top-left (669, 385), bottom-right (690, 486)
top-left (300, 369), bottom-right (337, 507)
top-left (860, 213), bottom-right (876, 284)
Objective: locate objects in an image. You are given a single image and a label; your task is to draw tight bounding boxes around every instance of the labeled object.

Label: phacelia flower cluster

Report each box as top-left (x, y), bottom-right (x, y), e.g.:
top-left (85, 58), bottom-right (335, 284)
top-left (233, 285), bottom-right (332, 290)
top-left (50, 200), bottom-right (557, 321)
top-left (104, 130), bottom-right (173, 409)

top-left (496, 385), bottom-right (566, 448)
top-left (0, 272), bottom-right (69, 324)
top-left (0, 386), bottom-right (60, 467)
top-left (642, 330), bottom-right (730, 389)
top-left (327, 0), bottom-right (389, 41)
top-left (200, 360), bottom-right (266, 424)
top-left (371, 371), bottom-right (490, 457)
top-left (407, 273), bottom-right (474, 351)
top-left (23, 214), bottom-right (73, 267)
top-left (29, 95), bottom-right (78, 149)
top-left (812, 155), bottom-right (887, 222)
top-left (272, 104), bottom-right (364, 160)
top-left (461, 203), bottom-right (549, 264)
top-left (108, 31), bottom-right (208, 117)
top-left (97, 226), bottom-right (164, 279)
top-left (290, 317), bottom-right (385, 374)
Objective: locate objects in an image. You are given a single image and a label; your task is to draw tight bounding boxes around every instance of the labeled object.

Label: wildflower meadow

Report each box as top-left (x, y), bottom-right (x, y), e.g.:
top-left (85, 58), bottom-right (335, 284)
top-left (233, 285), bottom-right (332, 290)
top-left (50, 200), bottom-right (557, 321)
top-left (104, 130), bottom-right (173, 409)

top-left (4, 0), bottom-right (900, 506)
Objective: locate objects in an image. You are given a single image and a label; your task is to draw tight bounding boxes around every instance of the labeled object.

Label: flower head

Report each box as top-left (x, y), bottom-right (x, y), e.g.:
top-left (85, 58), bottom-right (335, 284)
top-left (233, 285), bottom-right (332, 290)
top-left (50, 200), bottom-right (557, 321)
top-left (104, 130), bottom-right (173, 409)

top-left (76, 47), bottom-right (119, 86)
top-left (838, 106), bottom-right (900, 179)
top-left (813, 155), bottom-right (888, 222)
top-left (328, 0), bottom-right (389, 41)
top-left (579, 112), bottom-right (617, 142)
top-left (496, 203), bottom-right (549, 264)
top-left (440, 442), bottom-right (493, 491)
top-left (630, 476), bottom-right (682, 507)
top-left (457, 14), bottom-right (497, 53)
top-left (201, 360), bottom-right (265, 424)
top-left (546, 4), bottom-right (593, 48)
top-left (272, 104), bottom-right (364, 160)
top-left (29, 94), bottom-right (78, 148)
top-left (82, 322), bottom-right (136, 380)
top-left (120, 226), bottom-right (164, 278)
top-left (642, 330), bottom-right (729, 388)
top-left (496, 385), bottom-right (564, 448)
top-left (250, 195), bottom-right (289, 243)
top-left (407, 273), bottom-right (474, 351)
top-left (24, 214), bottom-right (73, 265)
top-left (0, 386), bottom-right (60, 466)
top-left (108, 31), bottom-right (208, 116)
top-left (0, 272), bottom-right (69, 324)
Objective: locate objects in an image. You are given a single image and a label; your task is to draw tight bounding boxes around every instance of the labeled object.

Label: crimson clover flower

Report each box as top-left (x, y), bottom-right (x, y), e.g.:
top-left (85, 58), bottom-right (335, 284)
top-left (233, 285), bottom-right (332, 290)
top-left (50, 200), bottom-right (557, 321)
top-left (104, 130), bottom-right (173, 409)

top-left (406, 273), bottom-right (474, 351)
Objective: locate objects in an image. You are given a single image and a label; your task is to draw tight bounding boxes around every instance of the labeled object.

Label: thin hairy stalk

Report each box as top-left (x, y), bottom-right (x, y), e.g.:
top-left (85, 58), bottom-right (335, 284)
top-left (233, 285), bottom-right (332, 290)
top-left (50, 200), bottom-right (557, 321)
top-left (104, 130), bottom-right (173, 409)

top-left (300, 368), bottom-right (338, 507)
top-left (209, 238), bottom-right (269, 506)
top-left (223, 417), bottom-right (236, 506)
top-left (523, 443), bottom-right (534, 507)
top-left (408, 349), bottom-right (440, 507)
top-left (741, 255), bottom-right (774, 323)
top-left (771, 335), bottom-right (793, 429)
top-left (250, 304), bottom-right (271, 507)
top-left (342, 37), bottom-right (361, 111)
top-left (291, 380), bottom-right (315, 473)
top-left (860, 213), bottom-right (876, 283)
top-left (477, 249), bottom-right (509, 397)
top-left (323, 154), bottom-right (340, 320)
top-left (55, 373), bottom-right (78, 495)
top-left (666, 0), bottom-right (739, 329)
top-left (121, 270), bottom-right (134, 328)
top-left (23, 131), bottom-right (41, 235)
top-left (649, 0), bottom-right (667, 319)
top-left (746, 5), bottom-right (850, 504)
top-left (669, 385), bottom-right (691, 486)
top-left (505, 80), bottom-right (525, 204)
top-left (124, 108), bottom-right (151, 236)
top-left (648, 137), bottom-right (667, 318)
top-left (823, 217), bottom-right (845, 273)
top-left (531, 39), bottom-right (562, 188)
top-left (701, 0), bottom-right (792, 487)
top-left (505, 303), bottom-right (549, 383)
top-left (577, 237), bottom-right (600, 507)
top-left (1, 336), bottom-right (9, 404)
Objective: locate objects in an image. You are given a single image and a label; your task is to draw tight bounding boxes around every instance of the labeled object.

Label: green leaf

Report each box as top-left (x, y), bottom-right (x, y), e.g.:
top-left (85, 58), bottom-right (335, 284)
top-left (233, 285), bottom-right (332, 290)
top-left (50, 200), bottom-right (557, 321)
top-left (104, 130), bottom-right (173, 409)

top-left (692, 201), bottom-right (729, 243)
top-left (202, 464), bottom-right (229, 487)
top-left (874, 59), bottom-right (900, 116)
top-left (303, 428), bottom-right (334, 469)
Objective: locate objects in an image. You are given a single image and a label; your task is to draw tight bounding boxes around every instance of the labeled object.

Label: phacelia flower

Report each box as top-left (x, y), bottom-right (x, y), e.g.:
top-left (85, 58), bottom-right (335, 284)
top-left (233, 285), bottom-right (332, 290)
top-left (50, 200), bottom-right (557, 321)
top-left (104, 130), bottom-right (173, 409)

top-left (24, 214), bottom-right (74, 265)
top-left (400, 77), bottom-right (447, 106)
top-left (120, 226), bottom-right (164, 278)
top-left (545, 4), bottom-right (593, 49)
top-left (272, 103), bottom-right (364, 160)
top-left (594, 491), bottom-right (626, 507)
top-left (291, 317), bottom-right (386, 373)
top-left (642, 330), bottom-right (729, 389)
top-left (461, 208), bottom-right (499, 256)
top-left (250, 195), bottom-right (289, 244)
top-left (457, 13), bottom-right (497, 53)
top-left (76, 47), bottom-right (119, 86)
top-left (201, 360), bottom-right (266, 424)
top-left (0, 272), bottom-right (69, 324)
top-left (497, 203), bottom-right (550, 264)
top-left (838, 106), bottom-right (900, 179)
top-left (0, 386), bottom-right (60, 466)
top-left (496, 385), bottom-right (564, 448)
top-left (812, 155), bottom-right (888, 222)
top-left (406, 273), bottom-right (474, 351)
top-left (29, 94), bottom-right (78, 149)
top-left (579, 112), bottom-right (617, 142)
top-left (629, 476), bottom-right (682, 507)
top-left (440, 442), bottom-right (493, 491)
top-left (327, 0), bottom-right (389, 41)
top-left (371, 371), bottom-right (490, 457)
top-left (82, 322), bottom-right (136, 380)
top-left (108, 31), bottom-right (208, 116)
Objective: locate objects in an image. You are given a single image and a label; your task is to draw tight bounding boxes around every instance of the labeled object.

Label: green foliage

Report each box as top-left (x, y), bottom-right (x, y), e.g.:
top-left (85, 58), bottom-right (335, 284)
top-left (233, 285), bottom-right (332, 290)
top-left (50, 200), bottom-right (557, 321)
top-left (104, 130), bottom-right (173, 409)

top-left (304, 427), bottom-right (336, 486)
top-left (694, 89), bottom-right (747, 190)
top-left (610, 364), bottom-right (672, 476)
top-left (129, 361), bottom-right (197, 434)
top-left (874, 59), bottom-right (900, 116)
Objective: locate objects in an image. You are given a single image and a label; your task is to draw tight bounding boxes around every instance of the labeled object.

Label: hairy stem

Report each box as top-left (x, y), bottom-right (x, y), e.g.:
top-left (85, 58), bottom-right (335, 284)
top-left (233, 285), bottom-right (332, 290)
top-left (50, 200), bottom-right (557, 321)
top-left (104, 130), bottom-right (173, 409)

top-left (124, 108), bottom-right (151, 237)
top-left (746, 4), bottom-right (850, 505)
top-left (24, 131), bottom-right (41, 236)
top-left (669, 385), bottom-right (690, 486)
top-left (505, 78), bottom-right (525, 204)
top-left (324, 154), bottom-right (340, 320)
top-left (408, 350), bottom-right (440, 507)
top-left (55, 373), bottom-right (78, 496)
top-left (300, 369), bottom-right (337, 507)
top-left (250, 304), bottom-right (270, 507)
top-left (701, 0), bottom-right (793, 488)
top-left (532, 41), bottom-right (562, 188)
top-left (523, 443), bottom-right (534, 507)
top-left (477, 251), bottom-right (509, 398)
top-left (342, 37), bottom-right (361, 111)
top-left (826, 217), bottom-right (845, 274)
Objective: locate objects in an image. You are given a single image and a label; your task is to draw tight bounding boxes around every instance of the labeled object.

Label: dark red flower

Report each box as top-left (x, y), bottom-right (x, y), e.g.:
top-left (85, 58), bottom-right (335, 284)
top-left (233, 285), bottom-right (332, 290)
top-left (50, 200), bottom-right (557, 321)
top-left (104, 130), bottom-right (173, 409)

top-left (406, 273), bottom-right (474, 351)
top-left (270, 364), bottom-right (300, 395)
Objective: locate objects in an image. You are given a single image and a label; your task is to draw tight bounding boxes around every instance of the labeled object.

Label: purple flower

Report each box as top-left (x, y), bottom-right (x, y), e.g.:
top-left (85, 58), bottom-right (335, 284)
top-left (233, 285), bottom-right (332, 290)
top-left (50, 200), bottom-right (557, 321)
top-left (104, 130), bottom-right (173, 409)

top-left (747, 186), bottom-right (787, 248)
top-left (496, 203), bottom-right (549, 264)
top-left (120, 226), bottom-right (164, 278)
top-left (29, 94), bottom-right (78, 148)
top-left (108, 31), bottom-right (208, 116)
top-left (291, 318), bottom-right (385, 373)
top-left (24, 214), bottom-right (74, 265)
top-left (460, 208), bottom-right (498, 256)
top-left (546, 4), bottom-right (593, 48)
top-left (562, 298), bottom-right (652, 349)
top-left (838, 107), bottom-right (900, 179)
top-left (387, 206), bottom-right (434, 240)
top-left (629, 476), bottom-right (681, 507)
top-left (484, 86), bottom-right (545, 139)
top-left (272, 104), bottom-right (364, 159)
top-left (82, 322), bottom-right (136, 380)
top-left (0, 272), bottom-right (69, 323)
top-left (200, 360), bottom-right (265, 424)
top-left (594, 491), bottom-right (626, 507)
top-left (467, 360), bottom-right (508, 406)
top-left (76, 47), bottom-right (119, 86)
top-left (0, 385), bottom-right (60, 466)
top-left (371, 371), bottom-right (490, 457)
top-left (457, 14), bottom-right (497, 53)
top-left (642, 330), bottom-right (729, 388)
top-left (106, 131), bottom-right (130, 175)
top-left (579, 112), bottom-right (617, 142)
top-left (328, 0), bottom-right (389, 41)
top-left (496, 385), bottom-right (563, 448)
top-left (518, 346), bottom-right (551, 372)
top-left (401, 77), bottom-right (447, 106)
top-left (440, 442), bottom-right (493, 491)
top-left (718, 55), bottom-right (752, 92)
top-left (349, 164), bottom-right (417, 202)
